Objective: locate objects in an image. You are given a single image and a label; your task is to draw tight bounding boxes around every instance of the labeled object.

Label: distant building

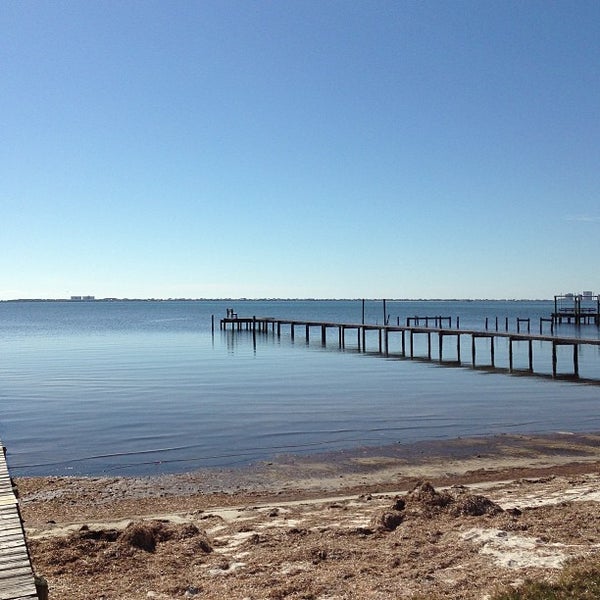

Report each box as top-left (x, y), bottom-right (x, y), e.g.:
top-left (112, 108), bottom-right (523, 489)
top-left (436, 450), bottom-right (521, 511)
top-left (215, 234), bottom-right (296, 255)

top-left (70, 296), bottom-right (82, 301)
top-left (70, 295), bottom-right (95, 301)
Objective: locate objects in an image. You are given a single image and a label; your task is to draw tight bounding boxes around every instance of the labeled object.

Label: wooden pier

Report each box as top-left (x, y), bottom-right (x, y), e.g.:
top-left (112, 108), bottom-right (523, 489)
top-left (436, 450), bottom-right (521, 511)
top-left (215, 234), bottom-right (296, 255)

top-left (220, 316), bottom-right (600, 380)
top-left (552, 293), bottom-right (600, 325)
top-left (0, 442), bottom-right (41, 600)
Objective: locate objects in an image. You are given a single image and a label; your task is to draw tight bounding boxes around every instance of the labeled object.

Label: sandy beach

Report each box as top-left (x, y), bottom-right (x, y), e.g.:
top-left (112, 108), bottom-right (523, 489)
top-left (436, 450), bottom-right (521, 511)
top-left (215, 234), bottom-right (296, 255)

top-left (17, 432), bottom-right (600, 599)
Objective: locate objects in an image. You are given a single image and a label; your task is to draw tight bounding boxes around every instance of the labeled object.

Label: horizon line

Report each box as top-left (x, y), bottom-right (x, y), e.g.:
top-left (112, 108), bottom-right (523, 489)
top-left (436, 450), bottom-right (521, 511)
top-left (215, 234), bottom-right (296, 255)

top-left (0, 296), bottom-right (556, 303)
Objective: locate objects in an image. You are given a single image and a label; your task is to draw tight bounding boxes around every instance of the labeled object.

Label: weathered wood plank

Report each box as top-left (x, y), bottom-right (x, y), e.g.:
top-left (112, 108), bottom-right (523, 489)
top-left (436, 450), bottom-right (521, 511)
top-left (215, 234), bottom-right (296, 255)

top-left (0, 442), bottom-right (38, 600)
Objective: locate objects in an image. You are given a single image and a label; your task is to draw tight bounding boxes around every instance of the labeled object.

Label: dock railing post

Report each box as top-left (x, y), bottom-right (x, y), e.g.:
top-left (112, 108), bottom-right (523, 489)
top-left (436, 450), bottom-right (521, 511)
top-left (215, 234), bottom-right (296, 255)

top-left (529, 340), bottom-right (533, 372)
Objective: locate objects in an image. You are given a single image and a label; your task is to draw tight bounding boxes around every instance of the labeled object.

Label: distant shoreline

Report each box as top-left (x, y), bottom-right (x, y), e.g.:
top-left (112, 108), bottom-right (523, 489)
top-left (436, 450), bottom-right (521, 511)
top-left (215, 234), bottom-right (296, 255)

top-left (0, 297), bottom-right (553, 303)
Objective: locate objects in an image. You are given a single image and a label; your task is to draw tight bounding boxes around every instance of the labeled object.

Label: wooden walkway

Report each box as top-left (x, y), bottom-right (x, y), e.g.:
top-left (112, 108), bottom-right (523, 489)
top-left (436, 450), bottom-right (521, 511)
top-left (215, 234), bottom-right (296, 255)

top-left (0, 443), bottom-right (39, 600)
top-left (221, 316), bottom-right (600, 380)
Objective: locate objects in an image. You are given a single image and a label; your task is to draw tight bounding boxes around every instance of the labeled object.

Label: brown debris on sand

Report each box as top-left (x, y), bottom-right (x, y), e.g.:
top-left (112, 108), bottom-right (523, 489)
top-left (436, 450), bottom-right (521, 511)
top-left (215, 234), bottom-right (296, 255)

top-left (370, 509), bottom-right (404, 531)
top-left (404, 481), bottom-right (503, 517)
top-left (20, 434), bottom-right (600, 600)
top-left (371, 481), bottom-right (504, 527)
top-left (36, 520), bottom-right (212, 573)
top-left (450, 492), bottom-right (504, 517)
top-left (405, 481), bottom-right (454, 512)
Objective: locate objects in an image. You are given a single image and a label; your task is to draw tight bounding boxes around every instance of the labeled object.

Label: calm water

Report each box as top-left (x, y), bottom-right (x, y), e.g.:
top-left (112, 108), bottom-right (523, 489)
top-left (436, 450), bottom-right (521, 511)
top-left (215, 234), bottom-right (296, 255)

top-left (1, 299), bottom-right (599, 476)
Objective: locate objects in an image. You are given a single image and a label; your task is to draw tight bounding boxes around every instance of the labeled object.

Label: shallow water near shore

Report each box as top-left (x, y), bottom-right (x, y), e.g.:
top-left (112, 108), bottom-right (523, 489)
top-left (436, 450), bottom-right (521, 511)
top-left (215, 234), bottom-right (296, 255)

top-left (1, 299), bottom-right (600, 476)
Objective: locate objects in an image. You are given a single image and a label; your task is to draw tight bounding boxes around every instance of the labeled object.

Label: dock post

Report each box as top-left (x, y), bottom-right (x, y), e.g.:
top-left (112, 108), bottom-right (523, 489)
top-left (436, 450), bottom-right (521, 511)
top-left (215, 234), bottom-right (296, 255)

top-left (471, 336), bottom-right (476, 366)
top-left (552, 341), bottom-right (557, 377)
top-left (384, 329), bottom-right (389, 356)
top-left (509, 338), bottom-right (513, 371)
top-left (529, 340), bottom-right (533, 372)
top-left (427, 331), bottom-right (432, 359)
top-left (401, 330), bottom-right (406, 357)
top-left (457, 333), bottom-right (461, 364)
top-left (321, 325), bottom-right (326, 345)
top-left (490, 337), bottom-right (495, 367)
top-left (211, 315), bottom-right (215, 334)
top-left (410, 330), bottom-right (414, 358)
top-left (358, 327), bottom-right (361, 351)
top-left (306, 324), bottom-right (310, 343)
top-left (438, 332), bottom-right (443, 361)
top-left (291, 323), bottom-right (295, 341)
top-left (378, 328), bottom-right (382, 353)
top-left (573, 344), bottom-right (579, 378)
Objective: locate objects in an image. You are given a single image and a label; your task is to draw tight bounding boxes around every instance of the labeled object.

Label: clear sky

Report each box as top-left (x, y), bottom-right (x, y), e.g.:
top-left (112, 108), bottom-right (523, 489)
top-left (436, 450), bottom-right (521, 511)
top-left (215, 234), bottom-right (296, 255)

top-left (2, 1), bottom-right (599, 300)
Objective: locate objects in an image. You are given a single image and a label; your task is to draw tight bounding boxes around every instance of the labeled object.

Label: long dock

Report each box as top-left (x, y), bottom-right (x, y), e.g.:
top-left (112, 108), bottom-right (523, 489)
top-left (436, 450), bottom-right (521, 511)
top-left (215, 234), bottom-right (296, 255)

top-left (0, 442), bottom-right (41, 600)
top-left (220, 316), bottom-right (600, 380)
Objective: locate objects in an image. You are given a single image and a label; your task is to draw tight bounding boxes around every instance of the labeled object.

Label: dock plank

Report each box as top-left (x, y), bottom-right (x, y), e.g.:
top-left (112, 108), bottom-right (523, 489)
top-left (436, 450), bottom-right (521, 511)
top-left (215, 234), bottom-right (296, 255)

top-left (0, 443), bottom-right (39, 600)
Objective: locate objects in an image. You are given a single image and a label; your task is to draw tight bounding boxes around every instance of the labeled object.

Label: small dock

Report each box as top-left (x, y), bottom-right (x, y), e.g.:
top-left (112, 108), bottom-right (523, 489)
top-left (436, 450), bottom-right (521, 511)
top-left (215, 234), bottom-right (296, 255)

top-left (220, 315), bottom-right (600, 380)
top-left (0, 442), bottom-right (41, 600)
top-left (552, 293), bottom-right (600, 325)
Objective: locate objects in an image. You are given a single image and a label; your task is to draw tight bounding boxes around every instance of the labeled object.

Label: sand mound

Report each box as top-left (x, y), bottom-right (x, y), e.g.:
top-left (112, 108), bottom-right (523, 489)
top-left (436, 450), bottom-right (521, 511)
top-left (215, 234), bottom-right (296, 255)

top-left (36, 520), bottom-right (212, 573)
top-left (395, 482), bottom-right (504, 519)
top-left (405, 481), bottom-right (454, 511)
top-left (370, 509), bottom-right (404, 531)
top-left (450, 493), bottom-right (504, 517)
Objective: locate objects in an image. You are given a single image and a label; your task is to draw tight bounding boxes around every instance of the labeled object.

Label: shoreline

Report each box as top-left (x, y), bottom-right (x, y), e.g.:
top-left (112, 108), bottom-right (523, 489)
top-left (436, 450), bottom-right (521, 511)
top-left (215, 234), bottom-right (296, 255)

top-left (17, 430), bottom-right (600, 600)
top-left (16, 430), bottom-right (600, 521)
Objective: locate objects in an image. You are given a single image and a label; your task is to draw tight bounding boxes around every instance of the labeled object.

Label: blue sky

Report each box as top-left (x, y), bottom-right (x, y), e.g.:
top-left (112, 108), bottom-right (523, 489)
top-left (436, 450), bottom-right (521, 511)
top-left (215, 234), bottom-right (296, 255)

top-left (2, 1), bottom-right (599, 300)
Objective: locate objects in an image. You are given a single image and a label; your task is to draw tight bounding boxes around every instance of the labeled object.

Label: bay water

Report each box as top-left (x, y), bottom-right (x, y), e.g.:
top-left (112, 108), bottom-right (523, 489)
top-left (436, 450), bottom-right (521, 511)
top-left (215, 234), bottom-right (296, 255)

top-left (1, 299), bottom-right (599, 476)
